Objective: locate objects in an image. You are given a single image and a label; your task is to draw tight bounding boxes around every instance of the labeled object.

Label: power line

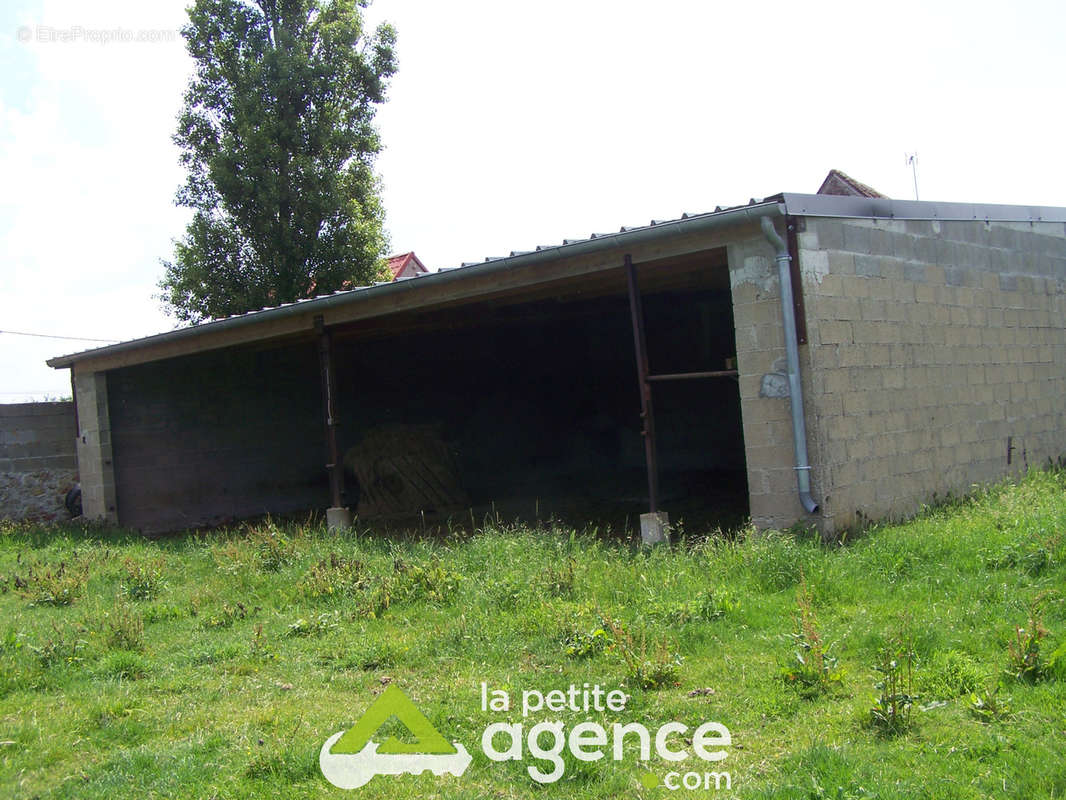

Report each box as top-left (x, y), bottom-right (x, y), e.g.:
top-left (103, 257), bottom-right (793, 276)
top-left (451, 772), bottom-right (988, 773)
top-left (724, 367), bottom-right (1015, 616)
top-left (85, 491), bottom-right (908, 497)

top-left (0, 329), bottom-right (120, 344)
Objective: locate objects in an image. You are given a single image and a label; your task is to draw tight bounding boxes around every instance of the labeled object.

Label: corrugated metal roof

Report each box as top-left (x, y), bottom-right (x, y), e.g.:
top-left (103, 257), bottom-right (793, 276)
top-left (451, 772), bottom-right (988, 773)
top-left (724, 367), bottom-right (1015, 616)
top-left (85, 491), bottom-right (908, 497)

top-left (47, 192), bottom-right (1066, 369)
top-left (49, 197), bottom-right (777, 367)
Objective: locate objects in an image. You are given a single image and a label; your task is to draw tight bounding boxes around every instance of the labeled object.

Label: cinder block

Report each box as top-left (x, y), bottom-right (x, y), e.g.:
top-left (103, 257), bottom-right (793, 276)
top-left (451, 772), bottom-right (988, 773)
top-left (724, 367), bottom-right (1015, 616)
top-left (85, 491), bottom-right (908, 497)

top-left (957, 286), bottom-right (978, 307)
top-left (825, 415), bottom-right (860, 441)
top-left (733, 323), bottom-right (757, 354)
top-left (827, 250), bottom-right (857, 275)
top-left (893, 234), bottom-right (917, 262)
top-left (902, 262), bottom-right (927, 283)
top-left (841, 275), bottom-right (872, 299)
top-left (963, 244), bottom-right (992, 272)
top-left (847, 437), bottom-right (874, 461)
top-left (326, 506), bottom-right (352, 531)
top-left (811, 219), bottom-right (844, 251)
top-left (871, 433), bottom-right (901, 457)
top-left (859, 298), bottom-right (887, 321)
top-left (755, 323), bottom-right (785, 350)
top-left (936, 239), bottom-right (960, 266)
top-left (869, 227), bottom-right (894, 256)
top-left (850, 321), bottom-right (884, 345)
top-left (892, 282), bottom-right (917, 303)
top-left (834, 296), bottom-right (864, 321)
top-left (637, 512), bottom-right (671, 546)
top-left (915, 236), bottom-right (938, 265)
top-left (944, 266), bottom-right (970, 287)
top-left (915, 284), bottom-right (936, 304)
top-left (868, 279), bottom-right (894, 301)
top-left (797, 230), bottom-right (820, 251)
top-left (743, 443), bottom-right (796, 477)
top-left (741, 397), bottom-right (793, 426)
top-left (819, 321), bottom-right (852, 345)
top-left (883, 369), bottom-right (905, 390)
top-left (825, 438), bottom-right (849, 465)
top-left (940, 221), bottom-right (972, 244)
top-left (879, 258), bottom-right (905, 282)
top-left (811, 273), bottom-right (844, 297)
top-left (842, 391), bottom-right (870, 416)
top-left (855, 254), bottom-right (882, 277)
top-left (842, 224), bottom-right (871, 254)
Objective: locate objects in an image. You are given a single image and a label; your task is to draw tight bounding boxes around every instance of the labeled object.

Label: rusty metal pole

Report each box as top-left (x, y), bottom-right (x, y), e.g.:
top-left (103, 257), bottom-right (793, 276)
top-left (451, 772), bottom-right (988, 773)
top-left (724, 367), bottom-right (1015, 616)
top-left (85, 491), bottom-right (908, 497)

top-left (624, 254), bottom-right (659, 513)
top-left (314, 315), bottom-right (344, 510)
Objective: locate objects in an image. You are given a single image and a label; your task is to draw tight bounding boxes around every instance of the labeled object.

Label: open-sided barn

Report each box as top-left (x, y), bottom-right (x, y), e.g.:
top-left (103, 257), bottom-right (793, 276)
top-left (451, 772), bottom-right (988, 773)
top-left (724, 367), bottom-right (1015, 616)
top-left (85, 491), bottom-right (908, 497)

top-left (49, 188), bottom-right (1066, 536)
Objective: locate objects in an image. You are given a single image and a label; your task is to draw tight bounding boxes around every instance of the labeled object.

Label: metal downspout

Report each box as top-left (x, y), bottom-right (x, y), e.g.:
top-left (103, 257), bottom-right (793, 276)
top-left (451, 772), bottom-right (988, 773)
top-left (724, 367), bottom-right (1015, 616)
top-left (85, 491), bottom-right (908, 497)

top-left (760, 216), bottom-right (819, 514)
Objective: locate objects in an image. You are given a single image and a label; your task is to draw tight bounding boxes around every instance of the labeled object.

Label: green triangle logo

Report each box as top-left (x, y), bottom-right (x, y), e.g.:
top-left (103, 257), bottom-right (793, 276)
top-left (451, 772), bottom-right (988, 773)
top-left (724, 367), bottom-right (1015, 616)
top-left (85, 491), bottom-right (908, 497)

top-left (330, 685), bottom-right (457, 755)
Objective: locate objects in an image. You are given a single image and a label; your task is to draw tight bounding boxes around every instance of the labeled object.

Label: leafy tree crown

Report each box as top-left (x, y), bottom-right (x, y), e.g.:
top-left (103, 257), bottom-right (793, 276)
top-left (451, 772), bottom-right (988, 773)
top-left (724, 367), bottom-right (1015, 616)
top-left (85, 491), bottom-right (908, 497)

top-left (161, 0), bottom-right (397, 322)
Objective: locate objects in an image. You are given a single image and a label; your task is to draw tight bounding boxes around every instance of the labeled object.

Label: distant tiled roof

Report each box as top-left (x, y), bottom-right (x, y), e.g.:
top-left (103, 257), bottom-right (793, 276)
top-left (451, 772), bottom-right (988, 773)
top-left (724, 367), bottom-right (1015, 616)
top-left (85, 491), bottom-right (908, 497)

top-left (386, 252), bottom-right (428, 279)
top-left (817, 169), bottom-right (887, 198)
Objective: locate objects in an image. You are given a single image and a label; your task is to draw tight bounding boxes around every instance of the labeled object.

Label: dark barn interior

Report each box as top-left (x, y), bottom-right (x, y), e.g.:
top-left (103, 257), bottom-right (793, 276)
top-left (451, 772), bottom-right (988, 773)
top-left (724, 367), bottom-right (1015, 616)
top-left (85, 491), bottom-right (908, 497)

top-left (329, 248), bottom-right (749, 530)
top-left (105, 248), bottom-right (748, 533)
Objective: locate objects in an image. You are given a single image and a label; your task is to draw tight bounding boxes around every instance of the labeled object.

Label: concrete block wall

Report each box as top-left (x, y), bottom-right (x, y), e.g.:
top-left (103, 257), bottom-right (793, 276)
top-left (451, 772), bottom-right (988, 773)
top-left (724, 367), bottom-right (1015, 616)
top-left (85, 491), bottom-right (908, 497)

top-left (728, 229), bottom-right (825, 531)
top-left (0, 402), bottom-right (78, 523)
top-left (104, 341), bottom-right (327, 532)
top-left (799, 217), bottom-right (1066, 531)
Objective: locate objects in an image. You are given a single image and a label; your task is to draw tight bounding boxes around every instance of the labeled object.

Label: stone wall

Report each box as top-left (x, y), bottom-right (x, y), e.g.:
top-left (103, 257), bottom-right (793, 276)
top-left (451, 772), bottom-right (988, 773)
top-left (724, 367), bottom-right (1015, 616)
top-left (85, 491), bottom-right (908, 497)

top-left (0, 402), bottom-right (78, 523)
top-left (798, 218), bottom-right (1066, 532)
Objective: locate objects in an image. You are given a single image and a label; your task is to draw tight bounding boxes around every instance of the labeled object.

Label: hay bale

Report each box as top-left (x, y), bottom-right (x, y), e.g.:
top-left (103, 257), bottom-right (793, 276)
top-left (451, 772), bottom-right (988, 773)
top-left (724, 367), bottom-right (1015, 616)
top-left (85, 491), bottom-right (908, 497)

top-left (343, 425), bottom-right (467, 518)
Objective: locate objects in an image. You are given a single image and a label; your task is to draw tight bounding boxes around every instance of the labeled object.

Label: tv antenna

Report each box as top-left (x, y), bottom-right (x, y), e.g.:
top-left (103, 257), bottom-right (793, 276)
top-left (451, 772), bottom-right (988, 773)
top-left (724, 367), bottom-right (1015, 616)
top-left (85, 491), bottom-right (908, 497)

top-left (905, 152), bottom-right (919, 200)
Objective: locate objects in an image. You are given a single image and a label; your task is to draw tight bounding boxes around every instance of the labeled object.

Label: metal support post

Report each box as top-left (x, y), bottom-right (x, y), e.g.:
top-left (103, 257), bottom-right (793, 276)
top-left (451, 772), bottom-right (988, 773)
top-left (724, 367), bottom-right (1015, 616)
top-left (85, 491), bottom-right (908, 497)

top-left (624, 254), bottom-right (660, 514)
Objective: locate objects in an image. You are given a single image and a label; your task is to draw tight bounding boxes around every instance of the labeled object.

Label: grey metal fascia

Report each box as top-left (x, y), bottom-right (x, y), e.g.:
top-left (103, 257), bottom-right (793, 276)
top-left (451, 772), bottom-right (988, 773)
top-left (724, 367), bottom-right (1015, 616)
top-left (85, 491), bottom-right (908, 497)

top-left (780, 193), bottom-right (1066, 223)
top-left (47, 201), bottom-right (785, 369)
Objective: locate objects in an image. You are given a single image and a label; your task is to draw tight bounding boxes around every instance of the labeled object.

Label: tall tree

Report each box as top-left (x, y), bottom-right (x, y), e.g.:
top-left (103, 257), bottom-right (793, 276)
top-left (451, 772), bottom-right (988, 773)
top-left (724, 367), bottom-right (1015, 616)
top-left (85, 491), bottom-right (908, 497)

top-left (161, 0), bottom-right (397, 323)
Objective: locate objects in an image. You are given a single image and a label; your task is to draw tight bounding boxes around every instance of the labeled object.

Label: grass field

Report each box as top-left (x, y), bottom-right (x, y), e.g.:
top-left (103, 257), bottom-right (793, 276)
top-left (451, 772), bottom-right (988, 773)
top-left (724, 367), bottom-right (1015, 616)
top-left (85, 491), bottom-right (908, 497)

top-left (1, 469), bottom-right (1065, 799)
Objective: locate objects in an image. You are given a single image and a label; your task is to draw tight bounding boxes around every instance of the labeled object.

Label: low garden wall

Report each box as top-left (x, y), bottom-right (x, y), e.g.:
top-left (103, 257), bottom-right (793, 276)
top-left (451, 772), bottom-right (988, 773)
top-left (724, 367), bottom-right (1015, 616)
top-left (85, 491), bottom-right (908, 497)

top-left (0, 402), bottom-right (78, 523)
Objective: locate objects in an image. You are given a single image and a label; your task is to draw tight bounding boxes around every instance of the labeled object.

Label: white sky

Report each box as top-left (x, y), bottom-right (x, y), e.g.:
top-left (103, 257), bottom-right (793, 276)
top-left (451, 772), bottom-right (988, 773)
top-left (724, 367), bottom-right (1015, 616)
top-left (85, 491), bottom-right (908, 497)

top-left (1, 0), bottom-right (1064, 401)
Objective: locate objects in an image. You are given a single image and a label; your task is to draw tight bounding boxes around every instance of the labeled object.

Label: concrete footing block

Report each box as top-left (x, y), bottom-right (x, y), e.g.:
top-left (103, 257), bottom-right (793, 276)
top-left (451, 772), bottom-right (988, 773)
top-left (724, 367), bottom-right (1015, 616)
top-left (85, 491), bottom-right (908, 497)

top-left (639, 511), bottom-right (670, 546)
top-left (326, 507), bottom-right (352, 531)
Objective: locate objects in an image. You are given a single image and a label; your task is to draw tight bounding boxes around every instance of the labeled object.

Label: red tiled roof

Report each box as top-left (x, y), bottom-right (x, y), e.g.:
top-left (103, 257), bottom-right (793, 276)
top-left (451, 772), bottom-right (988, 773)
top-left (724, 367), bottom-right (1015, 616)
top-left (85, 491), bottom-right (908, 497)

top-left (306, 251), bottom-right (428, 296)
top-left (387, 252), bottom-right (429, 279)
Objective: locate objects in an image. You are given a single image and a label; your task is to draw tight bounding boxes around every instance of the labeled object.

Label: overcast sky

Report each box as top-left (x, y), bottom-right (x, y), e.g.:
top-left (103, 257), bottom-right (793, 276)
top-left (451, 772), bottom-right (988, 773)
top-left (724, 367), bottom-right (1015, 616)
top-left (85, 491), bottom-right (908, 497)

top-left (2, 0), bottom-right (1064, 402)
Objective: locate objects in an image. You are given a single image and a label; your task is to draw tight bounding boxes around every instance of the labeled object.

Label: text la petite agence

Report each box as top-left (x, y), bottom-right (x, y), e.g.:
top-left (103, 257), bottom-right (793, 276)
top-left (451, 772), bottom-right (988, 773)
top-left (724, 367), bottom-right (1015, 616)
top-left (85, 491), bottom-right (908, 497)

top-left (478, 682), bottom-right (731, 784)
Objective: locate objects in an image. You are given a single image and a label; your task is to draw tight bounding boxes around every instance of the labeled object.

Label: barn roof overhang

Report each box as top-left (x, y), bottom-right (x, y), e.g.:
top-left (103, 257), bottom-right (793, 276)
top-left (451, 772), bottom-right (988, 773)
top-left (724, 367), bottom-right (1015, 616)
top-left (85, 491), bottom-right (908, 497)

top-left (47, 193), bottom-right (1066, 374)
top-left (48, 199), bottom-right (786, 373)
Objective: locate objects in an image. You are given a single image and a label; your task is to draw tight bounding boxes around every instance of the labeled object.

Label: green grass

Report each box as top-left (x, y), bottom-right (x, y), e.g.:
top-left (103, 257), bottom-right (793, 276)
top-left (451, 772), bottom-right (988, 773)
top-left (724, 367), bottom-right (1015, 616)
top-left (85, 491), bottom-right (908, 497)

top-left (1, 469), bottom-right (1065, 798)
